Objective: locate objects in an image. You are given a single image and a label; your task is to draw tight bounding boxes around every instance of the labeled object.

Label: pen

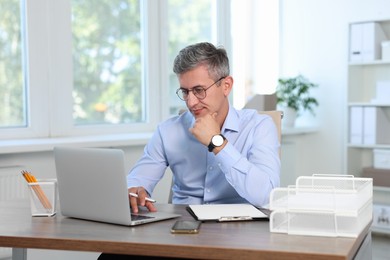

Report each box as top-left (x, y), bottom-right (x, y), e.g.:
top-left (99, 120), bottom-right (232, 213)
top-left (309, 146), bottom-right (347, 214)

top-left (129, 192), bottom-right (156, 203)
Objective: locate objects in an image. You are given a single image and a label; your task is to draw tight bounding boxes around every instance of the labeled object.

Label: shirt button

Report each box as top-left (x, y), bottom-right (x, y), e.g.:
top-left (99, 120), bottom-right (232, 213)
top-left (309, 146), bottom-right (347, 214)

top-left (209, 166), bottom-right (213, 170)
top-left (206, 189), bottom-right (211, 193)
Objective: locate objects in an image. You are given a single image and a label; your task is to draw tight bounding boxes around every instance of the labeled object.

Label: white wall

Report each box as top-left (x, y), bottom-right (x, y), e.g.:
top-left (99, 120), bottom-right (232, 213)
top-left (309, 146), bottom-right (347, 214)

top-left (280, 0), bottom-right (390, 177)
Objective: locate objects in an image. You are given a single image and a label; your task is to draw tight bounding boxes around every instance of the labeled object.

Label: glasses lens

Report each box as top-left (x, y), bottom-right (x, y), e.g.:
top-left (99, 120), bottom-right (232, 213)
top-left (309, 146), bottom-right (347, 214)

top-left (176, 89), bottom-right (186, 100)
top-left (176, 85), bottom-right (209, 101)
top-left (193, 87), bottom-right (206, 99)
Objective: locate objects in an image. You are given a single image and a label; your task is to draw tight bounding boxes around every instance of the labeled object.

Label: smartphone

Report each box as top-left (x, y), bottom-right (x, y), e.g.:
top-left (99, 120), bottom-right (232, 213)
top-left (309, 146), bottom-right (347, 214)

top-left (170, 220), bottom-right (201, 234)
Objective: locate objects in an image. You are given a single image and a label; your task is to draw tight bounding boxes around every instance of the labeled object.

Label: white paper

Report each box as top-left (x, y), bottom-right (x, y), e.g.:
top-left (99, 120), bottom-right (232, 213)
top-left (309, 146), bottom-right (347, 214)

top-left (188, 204), bottom-right (267, 221)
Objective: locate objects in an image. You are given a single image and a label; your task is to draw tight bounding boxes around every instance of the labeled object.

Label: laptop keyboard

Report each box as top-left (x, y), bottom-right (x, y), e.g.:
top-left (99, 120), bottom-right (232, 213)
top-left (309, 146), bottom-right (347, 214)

top-left (131, 214), bottom-right (154, 221)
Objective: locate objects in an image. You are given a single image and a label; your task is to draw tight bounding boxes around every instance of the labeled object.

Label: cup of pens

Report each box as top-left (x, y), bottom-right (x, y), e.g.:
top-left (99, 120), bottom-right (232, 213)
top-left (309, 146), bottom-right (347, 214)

top-left (27, 179), bottom-right (57, 217)
top-left (22, 171), bottom-right (57, 217)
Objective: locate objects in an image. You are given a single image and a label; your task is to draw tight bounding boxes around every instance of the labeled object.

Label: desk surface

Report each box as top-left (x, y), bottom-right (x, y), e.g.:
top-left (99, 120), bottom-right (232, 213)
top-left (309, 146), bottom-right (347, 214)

top-left (0, 200), bottom-right (368, 260)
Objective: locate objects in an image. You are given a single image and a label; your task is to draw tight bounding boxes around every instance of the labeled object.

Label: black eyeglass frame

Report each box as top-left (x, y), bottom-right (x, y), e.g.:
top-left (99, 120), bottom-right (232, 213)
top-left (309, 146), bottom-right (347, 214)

top-left (175, 77), bottom-right (226, 101)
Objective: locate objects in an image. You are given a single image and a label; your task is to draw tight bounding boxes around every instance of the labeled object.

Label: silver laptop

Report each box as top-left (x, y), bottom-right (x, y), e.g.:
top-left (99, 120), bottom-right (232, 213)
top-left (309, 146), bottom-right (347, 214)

top-left (54, 146), bottom-right (180, 226)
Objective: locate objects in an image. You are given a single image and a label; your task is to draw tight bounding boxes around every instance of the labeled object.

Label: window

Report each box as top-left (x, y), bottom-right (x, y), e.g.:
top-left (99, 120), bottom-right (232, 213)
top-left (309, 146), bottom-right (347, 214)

top-left (231, 0), bottom-right (279, 109)
top-left (0, 0), bottom-right (26, 128)
top-left (0, 0), bottom-right (234, 142)
top-left (71, 0), bottom-right (144, 126)
top-left (166, 0), bottom-right (216, 116)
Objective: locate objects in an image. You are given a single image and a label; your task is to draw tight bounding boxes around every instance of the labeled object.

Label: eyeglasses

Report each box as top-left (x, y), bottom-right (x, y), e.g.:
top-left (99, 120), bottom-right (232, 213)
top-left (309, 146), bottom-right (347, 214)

top-left (176, 77), bottom-right (225, 101)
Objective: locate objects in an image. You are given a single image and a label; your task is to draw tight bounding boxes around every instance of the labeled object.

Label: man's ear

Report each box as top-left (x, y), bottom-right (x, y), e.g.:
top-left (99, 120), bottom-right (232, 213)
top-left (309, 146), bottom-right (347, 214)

top-left (223, 76), bottom-right (233, 96)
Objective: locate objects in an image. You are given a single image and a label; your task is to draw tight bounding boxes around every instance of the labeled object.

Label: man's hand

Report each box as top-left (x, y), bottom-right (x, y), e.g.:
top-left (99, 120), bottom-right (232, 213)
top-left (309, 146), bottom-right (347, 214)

top-left (128, 187), bottom-right (157, 213)
top-left (189, 112), bottom-right (220, 146)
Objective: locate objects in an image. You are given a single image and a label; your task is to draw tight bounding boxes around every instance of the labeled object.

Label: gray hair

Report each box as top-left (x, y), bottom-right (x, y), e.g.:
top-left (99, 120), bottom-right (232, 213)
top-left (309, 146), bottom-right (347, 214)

top-left (173, 42), bottom-right (230, 80)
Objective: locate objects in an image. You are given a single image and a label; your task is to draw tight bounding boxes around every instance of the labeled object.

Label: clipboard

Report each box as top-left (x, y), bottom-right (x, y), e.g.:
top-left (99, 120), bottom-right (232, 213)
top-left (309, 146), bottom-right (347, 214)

top-left (187, 204), bottom-right (269, 222)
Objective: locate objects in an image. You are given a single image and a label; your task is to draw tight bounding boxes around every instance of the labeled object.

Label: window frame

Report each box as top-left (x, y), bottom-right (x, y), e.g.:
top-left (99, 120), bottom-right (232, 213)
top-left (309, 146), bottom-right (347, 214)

top-left (0, 0), bottom-right (232, 143)
top-left (48, 0), bottom-right (161, 137)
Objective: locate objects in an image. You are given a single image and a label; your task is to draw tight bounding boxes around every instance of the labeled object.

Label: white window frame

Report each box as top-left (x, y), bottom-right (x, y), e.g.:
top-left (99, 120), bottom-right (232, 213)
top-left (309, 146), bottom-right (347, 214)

top-left (48, 0), bottom-right (161, 137)
top-left (0, 0), bottom-right (50, 140)
top-left (0, 0), bottom-right (233, 152)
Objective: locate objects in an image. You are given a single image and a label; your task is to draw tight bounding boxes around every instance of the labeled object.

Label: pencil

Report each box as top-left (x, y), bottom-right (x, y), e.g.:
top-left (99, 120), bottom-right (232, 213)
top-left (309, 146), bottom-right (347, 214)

top-left (22, 171), bottom-right (52, 210)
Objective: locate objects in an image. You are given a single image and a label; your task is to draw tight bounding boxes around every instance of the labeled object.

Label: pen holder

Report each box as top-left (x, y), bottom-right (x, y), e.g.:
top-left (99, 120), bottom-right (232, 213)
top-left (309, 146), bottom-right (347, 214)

top-left (27, 179), bottom-right (57, 217)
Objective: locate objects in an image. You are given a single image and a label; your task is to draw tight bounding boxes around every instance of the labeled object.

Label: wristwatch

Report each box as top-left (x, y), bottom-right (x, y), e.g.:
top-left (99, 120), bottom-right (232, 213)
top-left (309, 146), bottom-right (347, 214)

top-left (208, 134), bottom-right (226, 152)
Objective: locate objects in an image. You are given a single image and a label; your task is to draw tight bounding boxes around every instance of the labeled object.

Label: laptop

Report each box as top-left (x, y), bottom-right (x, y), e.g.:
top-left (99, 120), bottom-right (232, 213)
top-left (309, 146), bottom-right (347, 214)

top-left (53, 146), bottom-right (180, 226)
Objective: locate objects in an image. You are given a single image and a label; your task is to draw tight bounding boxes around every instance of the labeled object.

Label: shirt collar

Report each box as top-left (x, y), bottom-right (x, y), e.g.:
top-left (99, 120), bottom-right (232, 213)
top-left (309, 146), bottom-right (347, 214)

top-left (221, 105), bottom-right (239, 133)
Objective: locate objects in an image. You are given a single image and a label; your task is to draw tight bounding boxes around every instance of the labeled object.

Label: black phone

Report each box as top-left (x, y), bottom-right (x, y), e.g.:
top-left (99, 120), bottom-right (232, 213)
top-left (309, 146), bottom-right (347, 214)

top-left (170, 220), bottom-right (201, 234)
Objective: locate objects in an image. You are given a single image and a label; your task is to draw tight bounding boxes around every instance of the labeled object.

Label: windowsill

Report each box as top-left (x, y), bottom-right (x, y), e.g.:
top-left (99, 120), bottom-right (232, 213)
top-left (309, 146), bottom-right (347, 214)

top-left (282, 126), bottom-right (319, 136)
top-left (1, 126), bottom-right (318, 155)
top-left (0, 132), bottom-right (153, 154)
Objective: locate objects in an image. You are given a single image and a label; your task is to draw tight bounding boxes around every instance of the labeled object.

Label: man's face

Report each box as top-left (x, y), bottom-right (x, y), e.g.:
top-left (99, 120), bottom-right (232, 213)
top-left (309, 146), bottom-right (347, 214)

top-left (178, 65), bottom-right (228, 119)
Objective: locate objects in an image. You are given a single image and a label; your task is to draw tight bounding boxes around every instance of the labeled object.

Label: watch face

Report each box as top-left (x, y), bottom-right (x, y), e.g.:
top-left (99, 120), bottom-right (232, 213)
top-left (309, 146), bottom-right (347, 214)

top-left (212, 135), bottom-right (224, 146)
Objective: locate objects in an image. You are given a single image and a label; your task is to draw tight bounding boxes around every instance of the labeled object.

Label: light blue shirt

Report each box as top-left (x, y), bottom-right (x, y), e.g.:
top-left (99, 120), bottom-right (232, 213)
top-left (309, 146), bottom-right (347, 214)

top-left (127, 106), bottom-right (280, 207)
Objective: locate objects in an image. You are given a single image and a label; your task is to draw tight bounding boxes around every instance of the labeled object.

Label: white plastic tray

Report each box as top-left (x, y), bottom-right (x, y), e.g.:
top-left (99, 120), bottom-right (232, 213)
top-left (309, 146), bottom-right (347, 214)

top-left (269, 175), bottom-right (373, 237)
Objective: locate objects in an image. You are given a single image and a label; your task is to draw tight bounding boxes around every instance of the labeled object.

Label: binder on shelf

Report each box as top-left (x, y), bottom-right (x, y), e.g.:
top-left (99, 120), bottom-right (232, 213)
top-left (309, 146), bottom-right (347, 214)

top-left (363, 107), bottom-right (390, 145)
top-left (349, 106), bottom-right (363, 144)
top-left (350, 23), bottom-right (363, 62)
top-left (349, 22), bottom-right (387, 62)
top-left (363, 107), bottom-right (376, 144)
top-left (349, 106), bottom-right (390, 145)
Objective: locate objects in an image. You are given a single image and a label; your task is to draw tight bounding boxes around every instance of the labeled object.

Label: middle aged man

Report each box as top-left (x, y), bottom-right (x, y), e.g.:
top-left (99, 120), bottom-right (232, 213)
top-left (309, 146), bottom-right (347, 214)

top-left (127, 42), bottom-right (280, 213)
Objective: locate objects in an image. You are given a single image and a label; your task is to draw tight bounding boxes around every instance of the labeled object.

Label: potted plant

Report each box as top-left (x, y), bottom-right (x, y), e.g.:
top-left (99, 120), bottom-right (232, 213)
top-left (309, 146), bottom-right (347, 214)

top-left (276, 75), bottom-right (319, 127)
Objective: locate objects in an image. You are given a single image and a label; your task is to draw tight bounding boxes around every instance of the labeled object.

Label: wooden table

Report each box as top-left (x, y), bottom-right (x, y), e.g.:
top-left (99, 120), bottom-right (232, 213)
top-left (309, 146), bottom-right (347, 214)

top-left (0, 200), bottom-right (371, 260)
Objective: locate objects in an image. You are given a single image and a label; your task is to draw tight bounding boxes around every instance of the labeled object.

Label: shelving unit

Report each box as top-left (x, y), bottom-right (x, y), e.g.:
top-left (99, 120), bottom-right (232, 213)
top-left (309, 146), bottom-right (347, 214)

top-left (346, 19), bottom-right (390, 235)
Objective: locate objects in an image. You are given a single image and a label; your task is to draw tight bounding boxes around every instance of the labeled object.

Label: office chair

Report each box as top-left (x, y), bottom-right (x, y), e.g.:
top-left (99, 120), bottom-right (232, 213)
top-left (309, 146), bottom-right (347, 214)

top-left (259, 110), bottom-right (283, 158)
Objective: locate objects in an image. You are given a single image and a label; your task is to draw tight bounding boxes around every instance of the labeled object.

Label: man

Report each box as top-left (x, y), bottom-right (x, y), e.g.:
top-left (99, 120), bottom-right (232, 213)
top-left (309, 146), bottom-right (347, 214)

top-left (128, 42), bottom-right (280, 213)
